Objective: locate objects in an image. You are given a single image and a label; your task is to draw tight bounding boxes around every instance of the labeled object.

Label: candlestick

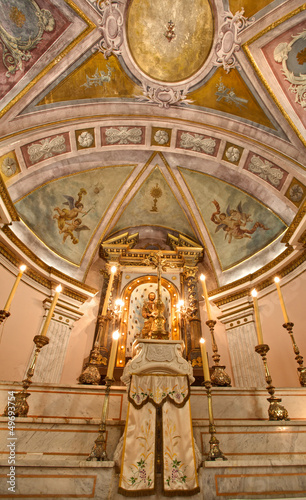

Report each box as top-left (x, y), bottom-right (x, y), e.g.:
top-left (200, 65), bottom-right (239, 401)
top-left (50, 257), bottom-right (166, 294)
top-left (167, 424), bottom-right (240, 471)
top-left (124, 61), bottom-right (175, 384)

top-left (251, 289), bottom-right (264, 345)
top-left (200, 274), bottom-right (212, 320)
top-left (203, 380), bottom-right (227, 461)
top-left (255, 343), bottom-right (289, 420)
top-left (3, 265), bottom-right (26, 311)
top-left (86, 377), bottom-right (113, 461)
top-left (200, 338), bottom-right (210, 382)
top-left (101, 266), bottom-right (117, 316)
top-left (274, 277), bottom-right (289, 323)
top-left (106, 330), bottom-right (120, 379)
top-left (282, 322), bottom-right (306, 387)
top-left (3, 334), bottom-right (49, 417)
top-left (206, 319), bottom-right (231, 387)
top-left (40, 284), bottom-right (62, 336)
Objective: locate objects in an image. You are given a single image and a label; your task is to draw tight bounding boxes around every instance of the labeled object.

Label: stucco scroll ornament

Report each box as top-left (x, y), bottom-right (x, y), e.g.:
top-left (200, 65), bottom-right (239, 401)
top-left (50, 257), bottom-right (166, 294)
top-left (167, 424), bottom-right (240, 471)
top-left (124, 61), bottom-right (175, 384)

top-left (105, 127), bottom-right (142, 144)
top-left (0, 1), bottom-right (55, 77)
top-left (138, 84), bottom-right (192, 108)
top-left (180, 133), bottom-right (216, 154)
top-left (28, 135), bottom-right (66, 163)
top-left (95, 0), bottom-right (124, 59)
top-left (274, 30), bottom-right (306, 109)
top-left (215, 9), bottom-right (254, 73)
top-left (248, 155), bottom-right (284, 187)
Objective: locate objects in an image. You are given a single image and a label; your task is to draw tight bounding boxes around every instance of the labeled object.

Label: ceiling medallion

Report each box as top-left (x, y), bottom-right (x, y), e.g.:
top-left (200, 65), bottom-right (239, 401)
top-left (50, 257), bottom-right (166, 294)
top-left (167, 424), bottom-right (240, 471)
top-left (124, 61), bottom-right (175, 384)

top-left (126, 0), bottom-right (213, 83)
top-left (96, 0), bottom-right (215, 106)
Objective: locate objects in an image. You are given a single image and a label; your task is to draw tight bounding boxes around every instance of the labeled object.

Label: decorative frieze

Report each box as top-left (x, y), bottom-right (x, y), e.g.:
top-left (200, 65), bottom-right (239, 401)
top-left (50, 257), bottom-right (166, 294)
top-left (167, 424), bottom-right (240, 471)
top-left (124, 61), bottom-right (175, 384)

top-left (244, 152), bottom-right (288, 190)
top-left (176, 130), bottom-right (219, 156)
top-left (21, 133), bottom-right (71, 167)
top-left (101, 126), bottom-right (145, 146)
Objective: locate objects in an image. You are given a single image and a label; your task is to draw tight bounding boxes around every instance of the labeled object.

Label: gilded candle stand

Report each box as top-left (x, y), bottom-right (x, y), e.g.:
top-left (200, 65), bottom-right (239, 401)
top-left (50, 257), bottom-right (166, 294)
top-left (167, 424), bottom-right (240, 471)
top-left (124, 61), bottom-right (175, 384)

top-left (0, 310), bottom-right (10, 325)
top-left (203, 380), bottom-right (227, 461)
top-left (283, 322), bottom-right (306, 387)
top-left (255, 343), bottom-right (289, 421)
top-left (86, 377), bottom-right (113, 461)
top-left (3, 334), bottom-right (49, 417)
top-left (206, 320), bottom-right (231, 387)
top-left (79, 314), bottom-right (111, 385)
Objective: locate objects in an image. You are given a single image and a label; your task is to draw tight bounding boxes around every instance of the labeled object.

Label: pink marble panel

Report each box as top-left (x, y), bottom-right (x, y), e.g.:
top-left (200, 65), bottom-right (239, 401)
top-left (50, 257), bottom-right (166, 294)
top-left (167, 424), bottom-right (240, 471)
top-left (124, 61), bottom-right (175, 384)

top-left (101, 126), bottom-right (145, 146)
top-left (21, 132), bottom-right (71, 167)
top-left (243, 151), bottom-right (288, 191)
top-left (261, 20), bottom-right (306, 127)
top-left (0, 0), bottom-right (71, 100)
top-left (176, 130), bottom-right (220, 156)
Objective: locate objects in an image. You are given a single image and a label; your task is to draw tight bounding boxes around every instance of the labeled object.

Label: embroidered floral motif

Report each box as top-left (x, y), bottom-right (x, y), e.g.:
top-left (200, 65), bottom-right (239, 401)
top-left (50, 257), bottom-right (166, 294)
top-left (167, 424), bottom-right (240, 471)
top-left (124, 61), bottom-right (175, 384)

top-left (166, 458), bottom-right (187, 487)
top-left (128, 458), bottom-right (153, 488)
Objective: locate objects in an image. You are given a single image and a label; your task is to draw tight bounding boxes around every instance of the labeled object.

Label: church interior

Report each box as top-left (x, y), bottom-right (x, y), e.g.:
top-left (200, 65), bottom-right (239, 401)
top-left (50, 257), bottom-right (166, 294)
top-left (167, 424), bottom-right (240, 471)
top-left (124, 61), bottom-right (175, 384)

top-left (0, 0), bottom-right (305, 498)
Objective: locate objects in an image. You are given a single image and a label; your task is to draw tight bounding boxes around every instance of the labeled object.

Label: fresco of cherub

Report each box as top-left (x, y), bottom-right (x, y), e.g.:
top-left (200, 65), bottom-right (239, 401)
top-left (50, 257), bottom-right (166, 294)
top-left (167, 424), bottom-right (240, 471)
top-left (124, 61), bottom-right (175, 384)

top-left (211, 200), bottom-right (269, 243)
top-left (53, 188), bottom-right (90, 244)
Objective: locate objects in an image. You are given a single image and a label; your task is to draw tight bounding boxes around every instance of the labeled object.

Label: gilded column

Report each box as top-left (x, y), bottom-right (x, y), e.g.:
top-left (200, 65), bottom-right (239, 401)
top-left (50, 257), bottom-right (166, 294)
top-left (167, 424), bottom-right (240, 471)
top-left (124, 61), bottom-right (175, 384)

top-left (183, 266), bottom-right (202, 366)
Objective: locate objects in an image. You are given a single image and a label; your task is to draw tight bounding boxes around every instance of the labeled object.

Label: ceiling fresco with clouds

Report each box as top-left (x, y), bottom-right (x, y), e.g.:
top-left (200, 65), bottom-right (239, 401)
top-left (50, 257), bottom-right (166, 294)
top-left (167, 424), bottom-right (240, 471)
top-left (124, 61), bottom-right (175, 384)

top-left (0, 0), bottom-right (305, 289)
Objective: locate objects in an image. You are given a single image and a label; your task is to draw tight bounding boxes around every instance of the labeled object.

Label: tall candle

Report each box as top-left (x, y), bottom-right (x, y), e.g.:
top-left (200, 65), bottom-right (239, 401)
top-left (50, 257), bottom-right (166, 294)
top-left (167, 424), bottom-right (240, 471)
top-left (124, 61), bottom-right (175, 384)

top-left (101, 266), bottom-right (117, 316)
top-left (200, 338), bottom-right (210, 382)
top-left (274, 277), bottom-right (289, 323)
top-left (4, 265), bottom-right (27, 311)
top-left (106, 330), bottom-right (120, 379)
top-left (200, 274), bottom-right (212, 320)
top-left (251, 289), bottom-right (264, 345)
top-left (40, 285), bottom-right (62, 337)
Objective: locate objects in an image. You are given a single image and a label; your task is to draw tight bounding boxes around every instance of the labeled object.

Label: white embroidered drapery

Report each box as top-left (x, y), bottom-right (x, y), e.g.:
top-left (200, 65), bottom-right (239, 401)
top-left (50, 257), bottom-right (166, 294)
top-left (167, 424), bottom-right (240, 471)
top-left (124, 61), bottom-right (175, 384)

top-left (119, 374), bottom-right (199, 496)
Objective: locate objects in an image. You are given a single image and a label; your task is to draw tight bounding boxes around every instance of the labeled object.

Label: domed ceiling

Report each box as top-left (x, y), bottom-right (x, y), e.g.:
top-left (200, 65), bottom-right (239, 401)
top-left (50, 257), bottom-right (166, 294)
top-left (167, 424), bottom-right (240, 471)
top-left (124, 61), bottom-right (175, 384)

top-left (0, 0), bottom-right (305, 296)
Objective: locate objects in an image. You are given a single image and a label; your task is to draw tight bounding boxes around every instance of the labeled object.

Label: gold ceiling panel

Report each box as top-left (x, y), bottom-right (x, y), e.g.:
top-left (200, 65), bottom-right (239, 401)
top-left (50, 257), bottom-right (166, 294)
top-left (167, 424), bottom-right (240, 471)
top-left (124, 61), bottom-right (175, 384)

top-left (229, 0), bottom-right (275, 18)
top-left (37, 53), bottom-right (143, 106)
top-left (126, 0), bottom-right (213, 82)
top-left (188, 67), bottom-right (276, 130)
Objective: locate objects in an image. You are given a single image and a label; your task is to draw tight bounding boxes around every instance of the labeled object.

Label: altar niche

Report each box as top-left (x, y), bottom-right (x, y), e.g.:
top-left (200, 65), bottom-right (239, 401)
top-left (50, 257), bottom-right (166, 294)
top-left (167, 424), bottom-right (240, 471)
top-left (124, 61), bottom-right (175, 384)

top-left (117, 276), bottom-right (180, 366)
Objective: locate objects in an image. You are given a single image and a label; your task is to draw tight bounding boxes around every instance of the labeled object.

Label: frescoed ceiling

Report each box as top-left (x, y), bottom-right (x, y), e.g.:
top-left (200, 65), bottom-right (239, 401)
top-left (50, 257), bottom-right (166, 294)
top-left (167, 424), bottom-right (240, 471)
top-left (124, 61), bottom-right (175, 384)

top-left (0, 0), bottom-right (305, 293)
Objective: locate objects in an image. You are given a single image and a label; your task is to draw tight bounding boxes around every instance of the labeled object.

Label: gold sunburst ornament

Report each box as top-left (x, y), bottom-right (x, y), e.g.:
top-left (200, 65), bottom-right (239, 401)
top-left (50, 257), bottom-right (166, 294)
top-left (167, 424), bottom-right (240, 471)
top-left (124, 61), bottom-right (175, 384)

top-left (150, 183), bottom-right (163, 212)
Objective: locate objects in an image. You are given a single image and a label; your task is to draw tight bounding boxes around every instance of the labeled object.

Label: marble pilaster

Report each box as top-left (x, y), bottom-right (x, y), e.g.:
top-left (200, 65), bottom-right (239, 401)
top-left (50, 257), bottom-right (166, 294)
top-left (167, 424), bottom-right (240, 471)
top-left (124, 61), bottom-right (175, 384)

top-left (25, 299), bottom-right (83, 384)
top-left (218, 303), bottom-right (266, 387)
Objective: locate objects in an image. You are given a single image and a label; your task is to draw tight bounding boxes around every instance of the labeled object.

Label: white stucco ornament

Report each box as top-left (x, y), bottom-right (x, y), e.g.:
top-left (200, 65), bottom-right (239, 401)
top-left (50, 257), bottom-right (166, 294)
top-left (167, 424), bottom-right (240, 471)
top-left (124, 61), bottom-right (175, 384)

top-left (215, 9), bottom-right (255, 73)
top-left (274, 30), bottom-right (306, 109)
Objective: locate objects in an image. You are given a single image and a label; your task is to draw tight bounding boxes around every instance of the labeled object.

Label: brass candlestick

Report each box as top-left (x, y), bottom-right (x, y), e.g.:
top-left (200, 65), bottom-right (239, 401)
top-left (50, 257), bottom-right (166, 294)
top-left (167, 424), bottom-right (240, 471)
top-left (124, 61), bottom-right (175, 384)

top-left (203, 380), bottom-right (227, 461)
top-left (255, 343), bottom-right (289, 421)
top-left (283, 322), bottom-right (306, 387)
top-left (78, 315), bottom-right (110, 385)
top-left (3, 335), bottom-right (49, 417)
top-left (86, 376), bottom-right (113, 461)
top-left (0, 310), bottom-right (10, 325)
top-left (207, 320), bottom-right (231, 387)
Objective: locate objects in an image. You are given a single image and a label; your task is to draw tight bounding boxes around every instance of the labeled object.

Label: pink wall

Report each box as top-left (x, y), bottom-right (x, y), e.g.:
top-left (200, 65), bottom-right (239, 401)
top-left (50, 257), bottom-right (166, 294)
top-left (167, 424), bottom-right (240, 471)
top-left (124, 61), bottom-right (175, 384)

top-left (258, 269), bottom-right (306, 388)
top-left (1, 260), bottom-right (305, 388)
top-left (0, 265), bottom-right (44, 381)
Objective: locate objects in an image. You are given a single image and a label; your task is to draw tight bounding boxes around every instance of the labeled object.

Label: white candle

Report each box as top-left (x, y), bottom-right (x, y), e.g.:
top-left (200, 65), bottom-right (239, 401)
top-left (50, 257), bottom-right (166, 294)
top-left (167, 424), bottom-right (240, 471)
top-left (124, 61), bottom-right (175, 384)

top-left (251, 289), bottom-right (264, 345)
top-left (4, 265), bottom-right (26, 311)
top-left (40, 285), bottom-right (62, 336)
top-left (101, 266), bottom-right (117, 316)
top-left (274, 277), bottom-right (289, 323)
top-left (200, 274), bottom-right (212, 320)
top-left (106, 330), bottom-right (120, 379)
top-left (200, 338), bottom-right (210, 382)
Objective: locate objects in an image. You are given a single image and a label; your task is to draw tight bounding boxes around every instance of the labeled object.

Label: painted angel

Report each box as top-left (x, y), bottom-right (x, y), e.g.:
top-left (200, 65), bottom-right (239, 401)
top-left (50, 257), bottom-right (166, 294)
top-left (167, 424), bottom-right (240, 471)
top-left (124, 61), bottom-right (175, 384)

top-left (211, 200), bottom-right (269, 243)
